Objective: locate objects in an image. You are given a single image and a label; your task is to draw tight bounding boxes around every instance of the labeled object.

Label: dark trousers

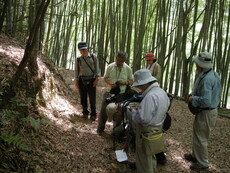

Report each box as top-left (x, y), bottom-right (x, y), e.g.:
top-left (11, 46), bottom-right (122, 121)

top-left (78, 78), bottom-right (96, 117)
top-left (97, 92), bottom-right (125, 132)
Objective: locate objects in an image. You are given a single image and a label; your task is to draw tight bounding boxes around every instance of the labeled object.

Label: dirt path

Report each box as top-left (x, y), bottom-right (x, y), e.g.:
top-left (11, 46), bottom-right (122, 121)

top-left (37, 69), bottom-right (229, 173)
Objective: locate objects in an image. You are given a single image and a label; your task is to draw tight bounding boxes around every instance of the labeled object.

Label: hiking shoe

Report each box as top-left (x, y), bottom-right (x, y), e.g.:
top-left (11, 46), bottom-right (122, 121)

top-left (82, 114), bottom-right (88, 119)
top-left (97, 130), bottom-right (104, 136)
top-left (156, 152), bottom-right (167, 165)
top-left (157, 159), bottom-right (167, 165)
top-left (128, 162), bottom-right (136, 170)
top-left (90, 116), bottom-right (96, 121)
top-left (190, 163), bottom-right (209, 171)
top-left (184, 153), bottom-right (197, 162)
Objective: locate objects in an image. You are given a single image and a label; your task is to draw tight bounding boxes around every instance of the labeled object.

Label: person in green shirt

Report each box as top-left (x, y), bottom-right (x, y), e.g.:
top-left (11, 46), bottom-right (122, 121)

top-left (97, 51), bottom-right (133, 135)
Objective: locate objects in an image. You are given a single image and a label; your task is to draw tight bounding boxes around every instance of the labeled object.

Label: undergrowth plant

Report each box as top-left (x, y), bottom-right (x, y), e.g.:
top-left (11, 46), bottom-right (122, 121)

top-left (21, 117), bottom-right (52, 131)
top-left (0, 131), bottom-right (30, 151)
top-left (0, 109), bottom-right (21, 124)
top-left (0, 96), bottom-right (52, 152)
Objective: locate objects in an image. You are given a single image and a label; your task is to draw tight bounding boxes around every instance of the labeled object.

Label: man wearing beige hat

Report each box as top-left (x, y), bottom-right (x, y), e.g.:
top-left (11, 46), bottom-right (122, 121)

top-left (184, 52), bottom-right (221, 171)
top-left (129, 69), bottom-right (170, 173)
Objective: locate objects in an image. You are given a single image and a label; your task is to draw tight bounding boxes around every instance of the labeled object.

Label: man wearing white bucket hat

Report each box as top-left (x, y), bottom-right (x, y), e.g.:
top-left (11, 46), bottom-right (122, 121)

top-left (184, 52), bottom-right (221, 171)
top-left (129, 69), bottom-right (170, 173)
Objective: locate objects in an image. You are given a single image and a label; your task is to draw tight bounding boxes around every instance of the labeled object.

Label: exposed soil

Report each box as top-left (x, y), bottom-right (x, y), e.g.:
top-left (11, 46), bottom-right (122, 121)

top-left (0, 34), bottom-right (230, 173)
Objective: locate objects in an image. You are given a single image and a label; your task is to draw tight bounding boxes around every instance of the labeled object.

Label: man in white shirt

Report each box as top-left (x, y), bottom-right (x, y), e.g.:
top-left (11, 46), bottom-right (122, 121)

top-left (130, 69), bottom-right (170, 173)
top-left (97, 51), bottom-right (133, 135)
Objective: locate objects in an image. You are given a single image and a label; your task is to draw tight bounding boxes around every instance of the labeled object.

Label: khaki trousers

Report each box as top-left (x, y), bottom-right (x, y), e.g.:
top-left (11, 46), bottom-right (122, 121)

top-left (136, 125), bottom-right (159, 173)
top-left (192, 109), bottom-right (218, 167)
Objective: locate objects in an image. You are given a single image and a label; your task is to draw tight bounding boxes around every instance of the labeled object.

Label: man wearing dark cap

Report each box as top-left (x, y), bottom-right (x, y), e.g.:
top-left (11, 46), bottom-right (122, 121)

top-left (184, 52), bottom-right (221, 171)
top-left (74, 41), bottom-right (100, 121)
top-left (97, 51), bottom-right (133, 135)
top-left (145, 52), bottom-right (162, 83)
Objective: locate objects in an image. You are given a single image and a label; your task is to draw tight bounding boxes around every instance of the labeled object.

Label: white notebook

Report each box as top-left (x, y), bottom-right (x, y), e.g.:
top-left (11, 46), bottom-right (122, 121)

top-left (115, 150), bottom-right (128, 162)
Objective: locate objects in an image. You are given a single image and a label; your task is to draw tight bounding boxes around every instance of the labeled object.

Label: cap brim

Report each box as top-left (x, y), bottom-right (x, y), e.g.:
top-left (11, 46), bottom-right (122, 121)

top-left (145, 57), bottom-right (156, 60)
top-left (79, 47), bottom-right (88, 50)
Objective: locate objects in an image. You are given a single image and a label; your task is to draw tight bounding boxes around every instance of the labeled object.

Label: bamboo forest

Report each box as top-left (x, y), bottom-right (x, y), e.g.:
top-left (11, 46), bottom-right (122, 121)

top-left (0, 0), bottom-right (230, 172)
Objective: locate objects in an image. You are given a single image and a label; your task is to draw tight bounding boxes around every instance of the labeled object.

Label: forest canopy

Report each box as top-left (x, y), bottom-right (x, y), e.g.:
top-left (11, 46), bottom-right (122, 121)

top-left (0, 0), bottom-right (229, 108)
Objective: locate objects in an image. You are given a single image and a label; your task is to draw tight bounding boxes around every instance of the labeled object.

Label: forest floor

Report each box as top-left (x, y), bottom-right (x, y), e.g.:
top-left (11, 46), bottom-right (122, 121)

top-left (0, 34), bottom-right (230, 173)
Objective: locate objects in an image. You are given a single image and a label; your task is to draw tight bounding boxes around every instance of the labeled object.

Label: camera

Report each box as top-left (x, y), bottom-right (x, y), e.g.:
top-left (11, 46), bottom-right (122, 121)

top-left (105, 81), bottom-right (121, 104)
top-left (121, 93), bottom-right (143, 107)
top-left (105, 93), bottom-right (117, 103)
top-left (109, 81), bottom-right (121, 95)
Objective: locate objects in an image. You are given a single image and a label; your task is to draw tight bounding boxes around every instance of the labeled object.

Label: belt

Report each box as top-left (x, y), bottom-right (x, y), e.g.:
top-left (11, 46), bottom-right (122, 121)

top-left (200, 107), bottom-right (216, 110)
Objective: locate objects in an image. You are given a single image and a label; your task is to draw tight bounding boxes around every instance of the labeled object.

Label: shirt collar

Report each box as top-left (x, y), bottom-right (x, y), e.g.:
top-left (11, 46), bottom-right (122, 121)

top-left (142, 82), bottom-right (159, 96)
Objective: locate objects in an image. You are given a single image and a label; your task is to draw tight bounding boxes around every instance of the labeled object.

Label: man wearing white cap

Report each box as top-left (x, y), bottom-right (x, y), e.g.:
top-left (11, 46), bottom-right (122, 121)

top-left (184, 52), bottom-right (221, 171)
top-left (74, 41), bottom-right (100, 121)
top-left (130, 69), bottom-right (170, 173)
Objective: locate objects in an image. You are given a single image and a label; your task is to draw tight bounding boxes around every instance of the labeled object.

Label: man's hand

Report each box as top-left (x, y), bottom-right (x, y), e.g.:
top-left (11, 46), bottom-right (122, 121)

top-left (117, 80), bottom-right (128, 85)
top-left (93, 78), bottom-right (99, 87)
top-left (74, 80), bottom-right (79, 90)
top-left (188, 95), bottom-right (193, 103)
top-left (127, 102), bottom-right (140, 111)
top-left (110, 83), bottom-right (115, 88)
top-left (104, 77), bottom-right (115, 88)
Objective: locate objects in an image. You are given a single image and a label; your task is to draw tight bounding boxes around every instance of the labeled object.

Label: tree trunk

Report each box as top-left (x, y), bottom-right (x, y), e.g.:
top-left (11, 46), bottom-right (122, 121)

top-left (126, 0), bottom-right (133, 64)
top-left (0, 0), bottom-right (8, 33)
top-left (2, 0), bottom-right (51, 104)
top-left (133, 0), bottom-right (147, 72)
top-left (120, 0), bottom-right (127, 51)
top-left (43, 0), bottom-right (54, 57)
top-left (97, 0), bottom-right (107, 75)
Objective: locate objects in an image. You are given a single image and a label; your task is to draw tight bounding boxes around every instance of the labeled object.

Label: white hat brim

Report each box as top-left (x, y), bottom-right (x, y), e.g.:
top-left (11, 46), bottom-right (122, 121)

top-left (132, 76), bottom-right (156, 87)
top-left (79, 46), bottom-right (88, 50)
top-left (193, 56), bottom-right (213, 69)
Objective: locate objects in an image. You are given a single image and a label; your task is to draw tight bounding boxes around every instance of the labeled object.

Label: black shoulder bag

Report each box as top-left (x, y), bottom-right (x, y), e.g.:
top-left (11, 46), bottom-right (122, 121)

top-left (163, 94), bottom-right (173, 131)
top-left (79, 54), bottom-right (96, 85)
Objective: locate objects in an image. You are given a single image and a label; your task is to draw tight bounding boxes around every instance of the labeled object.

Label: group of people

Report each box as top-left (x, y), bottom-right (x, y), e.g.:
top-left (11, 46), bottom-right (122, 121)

top-left (74, 41), bottom-right (221, 173)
